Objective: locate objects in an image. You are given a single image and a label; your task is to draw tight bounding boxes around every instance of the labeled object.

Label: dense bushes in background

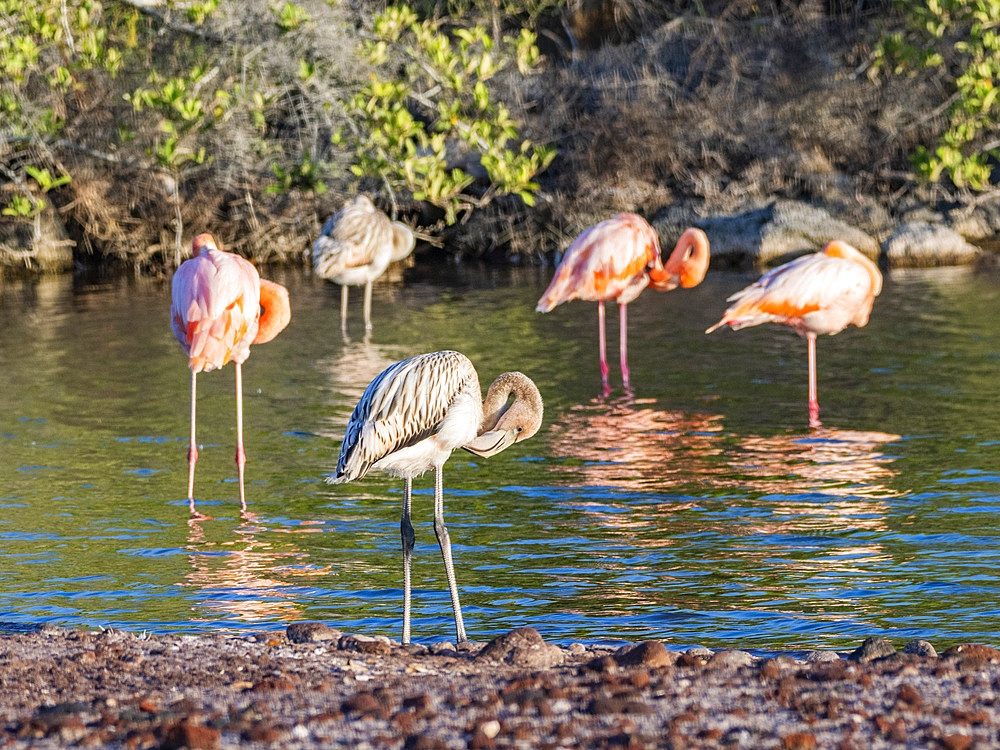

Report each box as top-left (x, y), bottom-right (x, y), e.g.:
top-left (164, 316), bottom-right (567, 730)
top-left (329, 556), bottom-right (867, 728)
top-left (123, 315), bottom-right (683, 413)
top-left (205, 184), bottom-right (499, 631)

top-left (1, 0), bottom-right (998, 272)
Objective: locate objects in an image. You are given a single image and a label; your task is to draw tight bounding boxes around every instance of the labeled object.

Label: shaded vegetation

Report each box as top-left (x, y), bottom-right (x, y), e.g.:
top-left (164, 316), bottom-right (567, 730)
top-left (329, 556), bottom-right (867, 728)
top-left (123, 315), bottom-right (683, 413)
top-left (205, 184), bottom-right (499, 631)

top-left (0, 0), bottom-right (996, 273)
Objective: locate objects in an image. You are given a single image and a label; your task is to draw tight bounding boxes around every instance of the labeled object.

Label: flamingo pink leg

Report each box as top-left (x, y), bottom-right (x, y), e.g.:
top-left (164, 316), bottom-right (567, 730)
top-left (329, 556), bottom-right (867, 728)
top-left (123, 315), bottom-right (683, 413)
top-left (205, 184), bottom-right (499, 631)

top-left (807, 333), bottom-right (820, 428)
top-left (187, 370), bottom-right (199, 513)
top-left (619, 302), bottom-right (630, 390)
top-left (597, 300), bottom-right (610, 394)
top-left (235, 362), bottom-right (247, 511)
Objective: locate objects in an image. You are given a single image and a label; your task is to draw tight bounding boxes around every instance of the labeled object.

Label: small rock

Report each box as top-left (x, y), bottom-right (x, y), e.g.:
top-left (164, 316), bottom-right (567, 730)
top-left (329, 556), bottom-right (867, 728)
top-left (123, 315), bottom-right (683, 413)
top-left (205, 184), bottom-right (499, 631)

top-left (883, 222), bottom-right (982, 268)
top-left (848, 637), bottom-right (895, 664)
top-left (569, 643), bottom-right (586, 655)
top-left (340, 634), bottom-right (391, 655)
top-left (707, 649), bottom-right (754, 670)
top-left (475, 628), bottom-right (564, 668)
top-left (241, 724), bottom-right (282, 743)
top-left (429, 641), bottom-right (456, 655)
top-left (805, 650), bottom-right (842, 663)
top-left (251, 678), bottom-right (296, 692)
top-left (782, 731), bottom-right (817, 749)
top-left (614, 641), bottom-right (676, 669)
top-left (941, 734), bottom-right (974, 750)
top-left (897, 683), bottom-right (923, 707)
top-left (342, 692), bottom-right (387, 718)
top-left (586, 697), bottom-right (654, 715)
top-left (942, 644), bottom-right (1000, 663)
top-left (161, 722), bottom-right (220, 750)
top-left (902, 640), bottom-right (937, 658)
top-left (286, 623), bottom-right (339, 644)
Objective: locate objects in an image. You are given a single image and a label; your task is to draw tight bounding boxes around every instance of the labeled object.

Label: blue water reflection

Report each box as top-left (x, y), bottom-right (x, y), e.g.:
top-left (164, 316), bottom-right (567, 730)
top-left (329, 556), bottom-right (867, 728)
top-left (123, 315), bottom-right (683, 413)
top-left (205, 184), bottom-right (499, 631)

top-left (1, 265), bottom-right (1000, 648)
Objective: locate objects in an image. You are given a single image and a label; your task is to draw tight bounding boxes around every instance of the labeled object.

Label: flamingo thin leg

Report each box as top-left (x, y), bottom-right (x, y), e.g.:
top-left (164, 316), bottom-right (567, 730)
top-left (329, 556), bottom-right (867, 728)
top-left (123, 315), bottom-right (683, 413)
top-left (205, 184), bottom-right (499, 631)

top-left (401, 477), bottom-right (415, 645)
top-left (807, 333), bottom-right (820, 428)
top-left (363, 281), bottom-right (374, 331)
top-left (340, 285), bottom-right (349, 333)
top-left (432, 466), bottom-right (467, 643)
top-left (597, 300), bottom-right (610, 394)
top-left (619, 302), bottom-right (630, 390)
top-left (187, 370), bottom-right (199, 512)
top-left (235, 362), bottom-right (247, 511)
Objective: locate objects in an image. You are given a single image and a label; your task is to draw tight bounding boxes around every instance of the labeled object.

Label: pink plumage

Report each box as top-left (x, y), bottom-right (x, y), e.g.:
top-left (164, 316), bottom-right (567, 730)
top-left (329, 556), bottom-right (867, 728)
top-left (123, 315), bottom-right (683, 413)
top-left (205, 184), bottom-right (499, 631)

top-left (706, 240), bottom-right (882, 427)
top-left (536, 213), bottom-right (661, 311)
top-left (706, 240), bottom-right (882, 337)
top-left (170, 233), bottom-right (290, 513)
top-left (536, 215), bottom-right (710, 394)
top-left (171, 234), bottom-right (262, 373)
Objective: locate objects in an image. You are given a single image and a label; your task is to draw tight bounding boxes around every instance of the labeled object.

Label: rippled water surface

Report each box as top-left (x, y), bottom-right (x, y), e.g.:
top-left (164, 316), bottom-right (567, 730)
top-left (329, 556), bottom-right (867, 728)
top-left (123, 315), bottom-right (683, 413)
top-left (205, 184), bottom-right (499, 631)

top-left (3, 262), bottom-right (1000, 649)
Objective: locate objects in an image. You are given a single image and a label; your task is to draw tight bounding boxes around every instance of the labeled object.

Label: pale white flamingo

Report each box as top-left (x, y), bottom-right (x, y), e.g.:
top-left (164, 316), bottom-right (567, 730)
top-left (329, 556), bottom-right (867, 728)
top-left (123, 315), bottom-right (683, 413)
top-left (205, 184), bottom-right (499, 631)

top-left (329, 350), bottom-right (544, 644)
top-left (706, 240), bottom-right (883, 428)
top-left (312, 196), bottom-right (416, 331)
top-left (170, 233), bottom-right (291, 513)
top-left (536, 214), bottom-right (710, 394)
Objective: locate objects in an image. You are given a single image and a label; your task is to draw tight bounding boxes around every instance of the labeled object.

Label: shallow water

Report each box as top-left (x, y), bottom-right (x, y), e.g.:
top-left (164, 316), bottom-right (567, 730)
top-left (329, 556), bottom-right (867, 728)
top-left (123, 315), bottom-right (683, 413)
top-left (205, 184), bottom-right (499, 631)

top-left (2, 261), bottom-right (1000, 650)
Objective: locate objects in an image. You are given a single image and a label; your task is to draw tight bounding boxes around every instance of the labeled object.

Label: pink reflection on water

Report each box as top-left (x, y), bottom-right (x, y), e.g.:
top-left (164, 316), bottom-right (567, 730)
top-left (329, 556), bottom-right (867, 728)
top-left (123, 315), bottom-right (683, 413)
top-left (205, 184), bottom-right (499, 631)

top-left (547, 395), bottom-right (725, 492)
top-left (182, 513), bottom-right (333, 626)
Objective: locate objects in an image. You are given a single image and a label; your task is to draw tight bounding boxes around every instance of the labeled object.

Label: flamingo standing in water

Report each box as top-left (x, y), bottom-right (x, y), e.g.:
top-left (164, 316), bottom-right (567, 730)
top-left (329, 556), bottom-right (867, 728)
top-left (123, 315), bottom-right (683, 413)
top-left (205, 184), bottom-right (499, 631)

top-left (171, 233), bottom-right (291, 513)
top-left (706, 240), bottom-right (882, 428)
top-left (330, 350), bottom-right (544, 644)
top-left (536, 214), bottom-right (710, 394)
top-left (312, 196), bottom-right (416, 332)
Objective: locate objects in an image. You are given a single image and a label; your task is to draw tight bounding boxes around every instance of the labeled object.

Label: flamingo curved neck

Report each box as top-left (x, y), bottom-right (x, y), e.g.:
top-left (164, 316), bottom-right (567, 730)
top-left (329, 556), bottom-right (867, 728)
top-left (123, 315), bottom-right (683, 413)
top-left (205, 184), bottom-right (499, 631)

top-left (479, 372), bottom-right (544, 439)
top-left (253, 279), bottom-right (291, 344)
top-left (664, 228), bottom-right (710, 289)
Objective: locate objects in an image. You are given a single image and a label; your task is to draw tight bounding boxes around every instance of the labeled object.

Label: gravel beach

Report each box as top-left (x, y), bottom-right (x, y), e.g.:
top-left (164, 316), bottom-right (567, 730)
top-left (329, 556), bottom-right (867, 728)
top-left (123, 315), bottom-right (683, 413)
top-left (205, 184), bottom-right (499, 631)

top-left (1, 624), bottom-right (998, 748)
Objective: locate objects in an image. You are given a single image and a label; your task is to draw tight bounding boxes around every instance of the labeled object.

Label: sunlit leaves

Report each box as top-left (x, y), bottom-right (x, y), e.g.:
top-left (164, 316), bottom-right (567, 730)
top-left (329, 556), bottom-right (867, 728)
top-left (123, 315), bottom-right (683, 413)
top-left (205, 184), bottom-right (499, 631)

top-left (345, 3), bottom-right (555, 224)
top-left (875, 0), bottom-right (1000, 190)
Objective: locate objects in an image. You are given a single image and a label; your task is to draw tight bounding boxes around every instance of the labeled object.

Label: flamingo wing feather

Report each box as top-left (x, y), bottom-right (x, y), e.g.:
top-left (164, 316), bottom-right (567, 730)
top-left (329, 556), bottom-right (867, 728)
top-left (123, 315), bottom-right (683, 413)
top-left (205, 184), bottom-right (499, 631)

top-left (536, 214), bottom-right (660, 310)
top-left (335, 351), bottom-right (478, 481)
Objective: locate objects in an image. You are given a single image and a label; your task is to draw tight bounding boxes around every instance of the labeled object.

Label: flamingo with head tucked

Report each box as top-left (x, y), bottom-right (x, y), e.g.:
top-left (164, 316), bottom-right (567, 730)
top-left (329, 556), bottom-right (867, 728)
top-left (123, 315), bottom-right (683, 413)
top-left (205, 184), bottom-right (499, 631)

top-left (536, 214), bottom-right (710, 394)
top-left (313, 196), bottom-right (416, 332)
top-left (171, 233), bottom-right (291, 513)
top-left (330, 350), bottom-right (544, 644)
top-left (706, 240), bottom-right (882, 428)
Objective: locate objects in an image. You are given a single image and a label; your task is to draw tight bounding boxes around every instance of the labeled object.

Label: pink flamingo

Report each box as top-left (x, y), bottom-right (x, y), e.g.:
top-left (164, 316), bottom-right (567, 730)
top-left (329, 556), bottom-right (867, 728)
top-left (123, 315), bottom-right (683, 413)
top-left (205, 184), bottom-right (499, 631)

top-left (706, 240), bottom-right (882, 428)
top-left (536, 214), bottom-right (710, 394)
top-left (171, 233), bottom-right (291, 513)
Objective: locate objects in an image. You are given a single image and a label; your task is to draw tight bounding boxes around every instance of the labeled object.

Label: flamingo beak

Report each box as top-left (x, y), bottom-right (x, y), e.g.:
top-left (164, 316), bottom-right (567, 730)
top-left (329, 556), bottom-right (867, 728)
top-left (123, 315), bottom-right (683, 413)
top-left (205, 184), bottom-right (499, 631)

top-left (463, 428), bottom-right (519, 458)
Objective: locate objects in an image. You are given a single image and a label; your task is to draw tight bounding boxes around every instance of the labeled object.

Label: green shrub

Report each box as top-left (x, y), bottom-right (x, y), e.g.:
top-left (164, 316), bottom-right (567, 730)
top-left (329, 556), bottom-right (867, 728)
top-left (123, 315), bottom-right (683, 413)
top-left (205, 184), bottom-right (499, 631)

top-left (343, 3), bottom-right (556, 224)
top-left (875, 0), bottom-right (1000, 190)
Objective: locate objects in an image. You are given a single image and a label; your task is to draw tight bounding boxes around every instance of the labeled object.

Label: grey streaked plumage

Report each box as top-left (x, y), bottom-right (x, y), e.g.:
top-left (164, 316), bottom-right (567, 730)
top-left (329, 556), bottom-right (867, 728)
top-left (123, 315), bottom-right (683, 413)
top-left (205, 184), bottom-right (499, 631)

top-left (312, 196), bottom-right (416, 331)
top-left (327, 350), bottom-right (544, 644)
top-left (334, 351), bottom-right (480, 482)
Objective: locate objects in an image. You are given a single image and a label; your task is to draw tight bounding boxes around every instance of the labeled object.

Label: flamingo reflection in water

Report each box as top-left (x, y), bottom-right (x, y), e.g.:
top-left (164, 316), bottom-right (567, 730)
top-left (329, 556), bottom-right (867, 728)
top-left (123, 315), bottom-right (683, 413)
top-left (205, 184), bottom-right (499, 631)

top-left (184, 514), bottom-right (332, 626)
top-left (547, 395), bottom-right (725, 492)
top-left (551, 425), bottom-right (902, 621)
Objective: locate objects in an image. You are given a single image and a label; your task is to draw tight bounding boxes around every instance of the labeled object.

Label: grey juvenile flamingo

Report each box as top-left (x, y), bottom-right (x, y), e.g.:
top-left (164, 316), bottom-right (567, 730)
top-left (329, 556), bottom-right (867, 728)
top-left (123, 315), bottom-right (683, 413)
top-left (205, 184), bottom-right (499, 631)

top-left (312, 196), bottom-right (416, 332)
top-left (329, 350), bottom-right (544, 644)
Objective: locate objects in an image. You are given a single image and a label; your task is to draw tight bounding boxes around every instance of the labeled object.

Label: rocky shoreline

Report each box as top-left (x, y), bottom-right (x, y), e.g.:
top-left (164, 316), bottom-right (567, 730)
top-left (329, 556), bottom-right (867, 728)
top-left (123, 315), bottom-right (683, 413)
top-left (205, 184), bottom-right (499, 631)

top-left (2, 623), bottom-right (998, 748)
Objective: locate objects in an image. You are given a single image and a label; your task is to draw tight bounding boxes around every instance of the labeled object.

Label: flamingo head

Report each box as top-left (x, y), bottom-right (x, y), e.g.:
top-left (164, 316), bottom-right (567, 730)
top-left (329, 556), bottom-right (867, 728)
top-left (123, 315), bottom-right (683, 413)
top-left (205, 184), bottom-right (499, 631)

top-left (464, 372), bottom-right (543, 458)
top-left (651, 227), bottom-right (710, 290)
top-left (192, 233), bottom-right (219, 257)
